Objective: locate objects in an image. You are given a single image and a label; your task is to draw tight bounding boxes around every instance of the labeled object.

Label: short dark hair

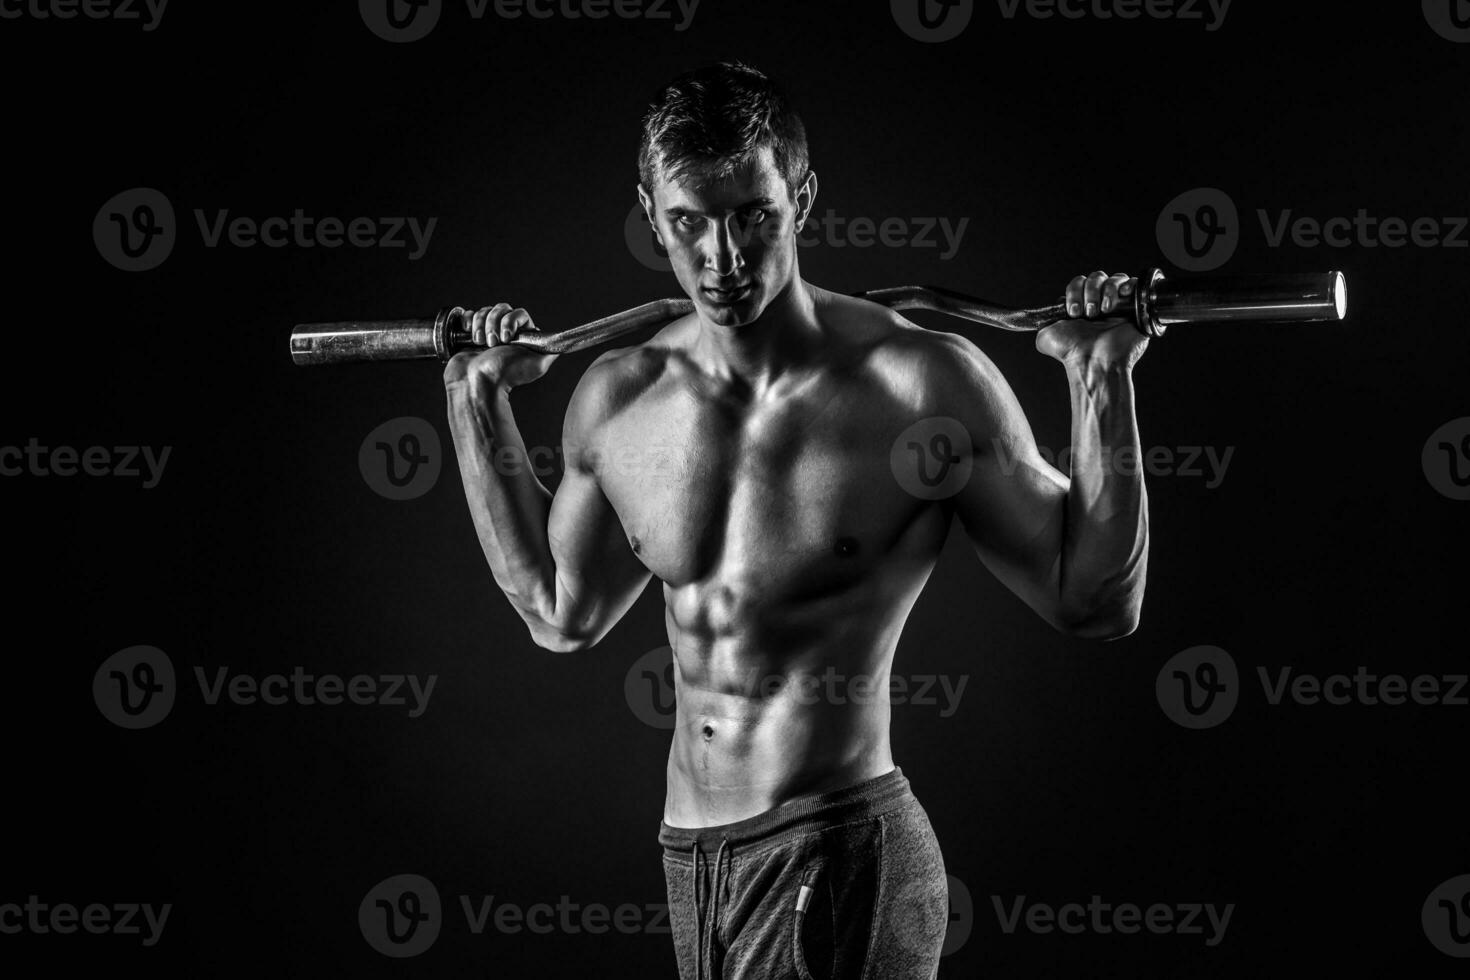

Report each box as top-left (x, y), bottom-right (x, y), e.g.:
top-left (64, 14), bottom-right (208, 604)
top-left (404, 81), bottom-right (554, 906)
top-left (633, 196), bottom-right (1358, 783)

top-left (637, 61), bottom-right (809, 196)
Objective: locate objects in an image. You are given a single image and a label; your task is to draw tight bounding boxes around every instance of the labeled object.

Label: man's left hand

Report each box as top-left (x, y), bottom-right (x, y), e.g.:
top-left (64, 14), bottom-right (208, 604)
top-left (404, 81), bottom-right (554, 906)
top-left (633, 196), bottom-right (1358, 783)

top-left (1035, 271), bottom-right (1150, 370)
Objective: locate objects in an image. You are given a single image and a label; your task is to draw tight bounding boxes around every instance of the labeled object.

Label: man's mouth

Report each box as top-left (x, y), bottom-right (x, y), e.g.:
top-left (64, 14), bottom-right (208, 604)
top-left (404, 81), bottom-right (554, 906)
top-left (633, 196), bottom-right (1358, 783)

top-left (701, 282), bottom-right (753, 304)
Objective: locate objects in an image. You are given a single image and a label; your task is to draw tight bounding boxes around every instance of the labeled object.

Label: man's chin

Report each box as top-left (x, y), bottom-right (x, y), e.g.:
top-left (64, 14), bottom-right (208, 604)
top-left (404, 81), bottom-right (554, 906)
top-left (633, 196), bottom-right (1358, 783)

top-left (696, 291), bottom-right (762, 326)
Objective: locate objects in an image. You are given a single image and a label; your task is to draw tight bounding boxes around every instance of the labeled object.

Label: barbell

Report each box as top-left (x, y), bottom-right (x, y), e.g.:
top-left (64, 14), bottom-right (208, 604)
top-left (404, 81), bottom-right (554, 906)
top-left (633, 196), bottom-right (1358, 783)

top-left (288, 267), bottom-right (1347, 366)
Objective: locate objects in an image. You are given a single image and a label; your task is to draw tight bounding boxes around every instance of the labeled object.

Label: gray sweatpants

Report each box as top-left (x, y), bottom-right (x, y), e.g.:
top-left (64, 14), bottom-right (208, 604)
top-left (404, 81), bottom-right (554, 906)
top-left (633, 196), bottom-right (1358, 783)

top-left (658, 766), bottom-right (949, 980)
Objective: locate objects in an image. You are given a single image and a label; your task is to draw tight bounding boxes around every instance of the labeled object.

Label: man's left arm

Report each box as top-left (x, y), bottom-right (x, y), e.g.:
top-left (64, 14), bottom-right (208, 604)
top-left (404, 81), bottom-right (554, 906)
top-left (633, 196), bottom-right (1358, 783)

top-left (934, 270), bottom-right (1149, 640)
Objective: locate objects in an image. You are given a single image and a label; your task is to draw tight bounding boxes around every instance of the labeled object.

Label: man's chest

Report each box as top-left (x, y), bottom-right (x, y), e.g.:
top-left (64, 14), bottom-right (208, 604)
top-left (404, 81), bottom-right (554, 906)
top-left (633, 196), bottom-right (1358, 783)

top-left (588, 374), bottom-right (935, 589)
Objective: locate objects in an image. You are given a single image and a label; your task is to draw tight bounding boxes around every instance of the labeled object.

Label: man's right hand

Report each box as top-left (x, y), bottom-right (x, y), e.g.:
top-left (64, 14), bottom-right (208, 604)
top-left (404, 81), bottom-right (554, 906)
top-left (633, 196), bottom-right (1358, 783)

top-left (443, 302), bottom-right (560, 394)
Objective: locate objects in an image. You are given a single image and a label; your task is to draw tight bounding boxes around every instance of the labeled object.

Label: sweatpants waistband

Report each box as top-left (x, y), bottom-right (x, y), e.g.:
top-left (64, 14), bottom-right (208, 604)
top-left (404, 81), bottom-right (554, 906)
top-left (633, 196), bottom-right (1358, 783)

top-left (658, 766), bottom-right (913, 861)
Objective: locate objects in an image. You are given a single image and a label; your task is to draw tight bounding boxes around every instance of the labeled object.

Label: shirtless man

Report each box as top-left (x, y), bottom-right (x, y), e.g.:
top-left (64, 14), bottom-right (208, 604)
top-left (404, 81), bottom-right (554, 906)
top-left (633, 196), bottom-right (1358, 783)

top-left (443, 61), bottom-right (1148, 980)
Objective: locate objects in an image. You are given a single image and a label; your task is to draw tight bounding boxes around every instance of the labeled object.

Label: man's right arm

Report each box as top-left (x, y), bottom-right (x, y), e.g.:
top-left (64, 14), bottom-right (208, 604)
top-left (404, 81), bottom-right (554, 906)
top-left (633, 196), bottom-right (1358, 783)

top-left (445, 314), bottom-right (652, 652)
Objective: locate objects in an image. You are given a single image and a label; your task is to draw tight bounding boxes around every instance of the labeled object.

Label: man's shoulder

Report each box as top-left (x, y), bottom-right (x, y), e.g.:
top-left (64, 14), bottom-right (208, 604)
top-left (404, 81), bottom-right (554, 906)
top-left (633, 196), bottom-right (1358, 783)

top-left (826, 287), bottom-right (1009, 415)
top-left (563, 315), bottom-right (689, 435)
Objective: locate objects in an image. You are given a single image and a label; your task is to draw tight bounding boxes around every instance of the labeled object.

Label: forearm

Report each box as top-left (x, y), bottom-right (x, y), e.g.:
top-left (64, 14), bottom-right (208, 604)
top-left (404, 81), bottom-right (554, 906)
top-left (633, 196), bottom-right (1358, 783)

top-left (1058, 358), bottom-right (1149, 635)
top-left (446, 381), bottom-right (562, 638)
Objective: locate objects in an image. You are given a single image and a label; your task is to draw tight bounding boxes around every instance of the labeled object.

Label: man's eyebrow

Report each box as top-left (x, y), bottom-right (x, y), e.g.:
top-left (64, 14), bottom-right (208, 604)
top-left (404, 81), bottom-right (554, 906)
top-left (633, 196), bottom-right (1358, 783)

top-left (664, 197), bottom-right (778, 216)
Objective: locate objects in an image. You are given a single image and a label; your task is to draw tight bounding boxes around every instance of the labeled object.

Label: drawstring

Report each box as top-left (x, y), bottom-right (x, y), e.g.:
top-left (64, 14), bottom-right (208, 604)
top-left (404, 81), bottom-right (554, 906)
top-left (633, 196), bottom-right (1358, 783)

top-left (709, 838), bottom-right (729, 979)
top-left (692, 843), bottom-right (701, 980)
top-left (691, 838), bottom-right (731, 980)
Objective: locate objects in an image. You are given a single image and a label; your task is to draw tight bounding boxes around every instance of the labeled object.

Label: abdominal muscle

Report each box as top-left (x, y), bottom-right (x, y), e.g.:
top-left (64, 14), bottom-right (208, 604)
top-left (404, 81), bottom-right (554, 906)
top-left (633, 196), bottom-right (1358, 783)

top-left (659, 579), bottom-right (910, 829)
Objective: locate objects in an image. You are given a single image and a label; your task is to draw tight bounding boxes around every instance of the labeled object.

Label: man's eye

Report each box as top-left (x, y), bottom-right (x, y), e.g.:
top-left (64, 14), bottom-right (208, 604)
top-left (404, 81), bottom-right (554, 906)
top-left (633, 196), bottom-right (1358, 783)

top-left (739, 208), bottom-right (767, 225)
top-left (675, 216), bottom-right (702, 230)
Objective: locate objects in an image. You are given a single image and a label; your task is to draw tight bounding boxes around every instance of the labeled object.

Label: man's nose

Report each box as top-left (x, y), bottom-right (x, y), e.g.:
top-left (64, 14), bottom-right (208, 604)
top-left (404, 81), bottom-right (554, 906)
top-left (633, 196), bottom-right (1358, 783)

top-left (704, 217), bottom-right (747, 277)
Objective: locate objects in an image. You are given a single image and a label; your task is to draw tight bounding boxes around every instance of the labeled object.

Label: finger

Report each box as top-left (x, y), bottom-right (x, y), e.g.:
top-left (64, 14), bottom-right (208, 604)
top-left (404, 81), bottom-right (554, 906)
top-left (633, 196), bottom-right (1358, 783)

top-left (470, 306), bottom-right (493, 347)
top-left (1066, 275), bottom-right (1087, 318)
top-left (506, 308), bottom-right (533, 339)
top-left (473, 304), bottom-right (510, 346)
top-left (1084, 271), bottom-right (1108, 318)
top-left (1101, 272), bottom-right (1128, 314)
top-left (485, 303), bottom-right (514, 344)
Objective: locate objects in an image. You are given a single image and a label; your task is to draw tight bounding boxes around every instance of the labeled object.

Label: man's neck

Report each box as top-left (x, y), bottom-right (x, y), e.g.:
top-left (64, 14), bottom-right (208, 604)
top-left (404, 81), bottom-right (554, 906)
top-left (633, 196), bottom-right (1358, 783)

top-left (690, 276), bottom-right (822, 402)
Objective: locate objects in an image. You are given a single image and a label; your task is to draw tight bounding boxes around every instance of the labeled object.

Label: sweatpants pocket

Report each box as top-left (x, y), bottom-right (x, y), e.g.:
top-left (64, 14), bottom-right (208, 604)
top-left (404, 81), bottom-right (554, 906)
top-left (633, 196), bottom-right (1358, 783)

top-left (792, 865), bottom-right (834, 980)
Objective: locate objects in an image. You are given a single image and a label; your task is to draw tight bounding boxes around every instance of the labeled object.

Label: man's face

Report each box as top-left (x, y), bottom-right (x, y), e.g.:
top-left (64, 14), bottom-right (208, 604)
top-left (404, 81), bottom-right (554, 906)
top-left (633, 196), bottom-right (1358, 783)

top-left (638, 145), bottom-right (815, 328)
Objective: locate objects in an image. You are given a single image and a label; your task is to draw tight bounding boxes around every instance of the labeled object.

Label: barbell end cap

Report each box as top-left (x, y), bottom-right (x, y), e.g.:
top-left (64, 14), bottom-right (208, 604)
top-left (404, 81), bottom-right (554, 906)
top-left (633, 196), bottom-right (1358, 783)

top-left (1330, 270), bottom-right (1348, 321)
top-left (290, 326), bottom-right (331, 366)
top-left (1135, 267), bottom-right (1167, 338)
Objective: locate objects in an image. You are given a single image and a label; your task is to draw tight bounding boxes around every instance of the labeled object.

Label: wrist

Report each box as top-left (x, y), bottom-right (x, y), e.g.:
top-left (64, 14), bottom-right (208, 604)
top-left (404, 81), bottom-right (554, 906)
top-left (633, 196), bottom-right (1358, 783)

top-left (1064, 356), bottom-right (1133, 390)
top-left (447, 375), bottom-right (510, 402)
top-left (446, 376), bottom-right (511, 431)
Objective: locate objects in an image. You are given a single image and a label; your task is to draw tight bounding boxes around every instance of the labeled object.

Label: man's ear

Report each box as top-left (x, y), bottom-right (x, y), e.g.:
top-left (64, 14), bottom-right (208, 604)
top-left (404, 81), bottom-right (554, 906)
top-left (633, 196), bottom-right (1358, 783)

top-left (794, 170), bottom-right (818, 231)
top-left (636, 184), bottom-right (664, 246)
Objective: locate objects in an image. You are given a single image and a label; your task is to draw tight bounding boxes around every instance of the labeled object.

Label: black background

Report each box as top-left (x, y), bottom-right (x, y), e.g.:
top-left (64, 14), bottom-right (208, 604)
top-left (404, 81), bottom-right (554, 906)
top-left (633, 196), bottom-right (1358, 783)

top-left (3, 0), bottom-right (1467, 975)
